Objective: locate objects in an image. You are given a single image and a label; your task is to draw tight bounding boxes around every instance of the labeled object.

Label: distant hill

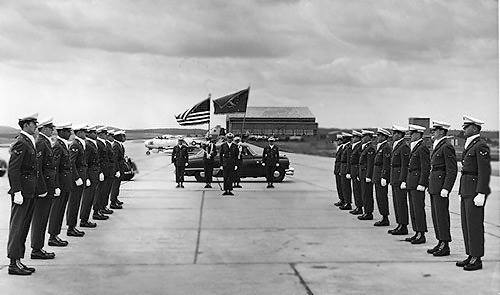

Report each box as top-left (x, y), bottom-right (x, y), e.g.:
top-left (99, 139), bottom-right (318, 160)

top-left (124, 128), bottom-right (208, 140)
top-left (0, 125), bottom-right (19, 135)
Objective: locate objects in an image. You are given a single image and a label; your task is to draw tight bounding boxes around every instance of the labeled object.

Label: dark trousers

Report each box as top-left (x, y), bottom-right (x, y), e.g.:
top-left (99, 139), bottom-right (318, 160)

top-left (97, 178), bottom-right (113, 210)
top-left (409, 190), bottom-right (427, 232)
top-left (430, 194), bottom-right (451, 242)
top-left (223, 164), bottom-right (234, 191)
top-left (375, 182), bottom-right (389, 217)
top-left (80, 182), bottom-right (98, 222)
top-left (352, 178), bottom-right (363, 208)
top-left (234, 161), bottom-right (242, 184)
top-left (175, 165), bottom-right (185, 183)
top-left (392, 184), bottom-right (409, 225)
top-left (360, 180), bottom-right (374, 214)
top-left (110, 178), bottom-right (121, 204)
top-left (203, 160), bottom-right (214, 184)
top-left (66, 184), bottom-right (84, 228)
top-left (48, 190), bottom-right (70, 236)
top-left (7, 197), bottom-right (36, 259)
top-left (31, 196), bottom-right (53, 250)
top-left (266, 166), bottom-right (275, 184)
top-left (335, 173), bottom-right (344, 202)
top-left (461, 197), bottom-right (484, 257)
top-left (341, 175), bottom-right (352, 204)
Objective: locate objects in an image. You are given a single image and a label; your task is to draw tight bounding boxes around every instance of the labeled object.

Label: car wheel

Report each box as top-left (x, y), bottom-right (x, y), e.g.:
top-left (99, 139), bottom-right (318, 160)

top-left (273, 168), bottom-right (285, 182)
top-left (146, 150), bottom-right (151, 155)
top-left (0, 160), bottom-right (6, 177)
top-left (194, 172), bottom-right (205, 183)
top-left (122, 172), bottom-right (135, 181)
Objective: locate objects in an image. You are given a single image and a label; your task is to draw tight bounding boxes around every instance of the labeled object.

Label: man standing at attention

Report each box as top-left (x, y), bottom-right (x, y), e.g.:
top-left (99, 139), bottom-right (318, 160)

top-left (172, 138), bottom-right (189, 188)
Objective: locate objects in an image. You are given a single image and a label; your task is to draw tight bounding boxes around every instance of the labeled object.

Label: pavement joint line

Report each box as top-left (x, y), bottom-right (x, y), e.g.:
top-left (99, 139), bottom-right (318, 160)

top-left (290, 263), bottom-right (314, 295)
top-left (121, 163), bottom-right (172, 187)
top-left (193, 191), bottom-right (205, 264)
top-left (292, 178), bottom-right (331, 191)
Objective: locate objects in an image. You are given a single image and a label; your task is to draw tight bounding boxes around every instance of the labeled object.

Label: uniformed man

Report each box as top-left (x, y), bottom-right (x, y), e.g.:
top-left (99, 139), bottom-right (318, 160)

top-left (93, 127), bottom-right (111, 220)
top-left (220, 133), bottom-right (238, 196)
top-left (79, 125), bottom-right (100, 228)
top-left (427, 120), bottom-right (457, 257)
top-left (358, 130), bottom-right (375, 220)
top-left (372, 128), bottom-right (392, 226)
top-left (7, 113), bottom-right (40, 275)
top-left (402, 124), bottom-right (430, 244)
top-left (30, 117), bottom-right (56, 260)
top-left (172, 138), bottom-right (189, 188)
top-left (233, 136), bottom-right (243, 188)
top-left (47, 123), bottom-right (72, 247)
top-left (100, 130), bottom-right (118, 215)
top-left (456, 115), bottom-right (491, 271)
top-left (203, 136), bottom-right (217, 188)
top-left (110, 130), bottom-right (126, 208)
top-left (339, 133), bottom-right (353, 210)
top-left (348, 131), bottom-right (363, 215)
top-left (66, 124), bottom-right (87, 237)
top-left (333, 134), bottom-right (345, 206)
top-left (262, 137), bottom-right (280, 188)
top-left (388, 125), bottom-right (411, 235)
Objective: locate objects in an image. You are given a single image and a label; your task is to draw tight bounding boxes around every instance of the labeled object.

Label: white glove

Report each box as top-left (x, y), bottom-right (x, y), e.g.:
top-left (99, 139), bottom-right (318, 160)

top-left (400, 182), bottom-right (406, 189)
top-left (75, 178), bottom-right (83, 186)
top-left (86, 179), bottom-right (91, 187)
top-left (185, 163), bottom-right (188, 167)
top-left (276, 163), bottom-right (279, 167)
top-left (416, 185), bottom-right (426, 192)
top-left (220, 166), bottom-right (224, 170)
top-left (357, 177), bottom-right (360, 181)
top-left (234, 166), bottom-right (238, 171)
top-left (474, 194), bottom-right (486, 207)
top-left (346, 174), bottom-right (351, 179)
top-left (381, 178), bottom-right (387, 187)
top-left (99, 173), bottom-right (104, 182)
top-left (262, 163), bottom-right (265, 166)
top-left (54, 188), bottom-right (61, 197)
top-left (13, 193), bottom-right (23, 205)
top-left (38, 192), bottom-right (47, 198)
top-left (366, 178), bottom-right (372, 183)
top-left (440, 189), bottom-right (449, 198)
top-left (115, 171), bottom-right (121, 178)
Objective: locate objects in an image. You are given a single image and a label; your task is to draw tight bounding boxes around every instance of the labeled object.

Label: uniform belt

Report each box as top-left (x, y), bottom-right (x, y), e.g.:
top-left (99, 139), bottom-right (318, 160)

top-left (374, 164), bottom-right (382, 167)
top-left (461, 171), bottom-right (477, 176)
top-left (431, 167), bottom-right (446, 171)
top-left (409, 169), bottom-right (419, 172)
top-left (391, 165), bottom-right (401, 168)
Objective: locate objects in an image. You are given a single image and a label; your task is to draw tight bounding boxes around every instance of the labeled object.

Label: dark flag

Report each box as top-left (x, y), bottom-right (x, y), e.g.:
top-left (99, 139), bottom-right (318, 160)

top-left (175, 97), bottom-right (210, 126)
top-left (213, 87), bottom-right (249, 114)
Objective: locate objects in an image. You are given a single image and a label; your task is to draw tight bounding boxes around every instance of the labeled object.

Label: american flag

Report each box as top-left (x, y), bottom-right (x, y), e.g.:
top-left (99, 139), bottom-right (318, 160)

top-left (175, 97), bottom-right (210, 126)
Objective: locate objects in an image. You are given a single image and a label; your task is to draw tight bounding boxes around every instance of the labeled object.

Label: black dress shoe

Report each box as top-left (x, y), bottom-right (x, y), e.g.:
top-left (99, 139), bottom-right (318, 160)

top-left (222, 191), bottom-right (229, 196)
top-left (101, 208), bottom-right (114, 214)
top-left (93, 213), bottom-right (108, 220)
top-left (176, 184), bottom-right (180, 188)
top-left (19, 261), bottom-right (36, 273)
top-left (456, 256), bottom-right (472, 267)
top-left (463, 257), bottom-right (482, 271)
top-left (349, 207), bottom-right (363, 215)
top-left (433, 243), bottom-right (450, 257)
top-left (388, 225), bottom-right (401, 234)
top-left (427, 242), bottom-right (441, 254)
top-left (339, 203), bottom-right (352, 210)
top-left (333, 201), bottom-right (343, 207)
top-left (358, 213), bottom-right (373, 220)
top-left (67, 228), bottom-right (85, 237)
top-left (180, 184), bottom-right (185, 188)
top-left (374, 218), bottom-right (390, 226)
top-left (227, 191), bottom-right (234, 196)
top-left (31, 249), bottom-right (55, 260)
top-left (110, 203), bottom-right (123, 210)
top-left (8, 261), bottom-right (32, 276)
top-left (266, 184), bottom-right (272, 188)
top-left (234, 185), bottom-right (242, 188)
top-left (392, 225), bottom-right (408, 235)
top-left (48, 237), bottom-right (68, 247)
top-left (405, 233), bottom-right (418, 242)
top-left (411, 233), bottom-right (426, 244)
top-left (80, 220), bottom-right (97, 228)
top-left (115, 199), bottom-right (124, 205)
top-left (204, 184), bottom-right (212, 188)
top-left (270, 184), bottom-right (275, 188)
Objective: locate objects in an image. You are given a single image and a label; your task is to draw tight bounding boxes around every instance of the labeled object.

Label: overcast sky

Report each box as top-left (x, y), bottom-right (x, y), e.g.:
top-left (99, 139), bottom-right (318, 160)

top-left (0, 0), bottom-right (498, 130)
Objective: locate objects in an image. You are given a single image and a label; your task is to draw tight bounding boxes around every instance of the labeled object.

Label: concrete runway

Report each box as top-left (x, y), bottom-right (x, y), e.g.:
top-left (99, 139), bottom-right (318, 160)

top-left (0, 140), bottom-right (499, 294)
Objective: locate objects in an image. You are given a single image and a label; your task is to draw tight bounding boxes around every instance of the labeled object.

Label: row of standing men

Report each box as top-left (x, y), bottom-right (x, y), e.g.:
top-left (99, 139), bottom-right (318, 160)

top-left (333, 115), bottom-right (491, 271)
top-left (6, 113), bottom-right (128, 276)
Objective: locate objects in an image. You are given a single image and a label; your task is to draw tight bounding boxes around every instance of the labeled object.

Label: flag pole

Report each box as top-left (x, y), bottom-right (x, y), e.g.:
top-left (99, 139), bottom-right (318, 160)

top-left (207, 93), bottom-right (211, 135)
top-left (240, 85), bottom-right (250, 138)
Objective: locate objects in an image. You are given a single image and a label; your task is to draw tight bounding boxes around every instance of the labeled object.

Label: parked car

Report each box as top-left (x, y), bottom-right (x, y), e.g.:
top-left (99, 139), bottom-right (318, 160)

top-left (0, 158), bottom-right (6, 177)
top-left (122, 156), bottom-right (138, 181)
top-left (185, 143), bottom-right (294, 183)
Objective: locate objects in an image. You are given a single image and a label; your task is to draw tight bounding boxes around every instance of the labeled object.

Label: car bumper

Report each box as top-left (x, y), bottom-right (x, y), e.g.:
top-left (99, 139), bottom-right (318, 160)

top-left (285, 167), bottom-right (294, 176)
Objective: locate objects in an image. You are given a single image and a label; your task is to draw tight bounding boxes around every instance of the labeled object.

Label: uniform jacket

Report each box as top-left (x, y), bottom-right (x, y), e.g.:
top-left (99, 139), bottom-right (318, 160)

top-left (405, 140), bottom-right (430, 190)
top-left (8, 133), bottom-right (38, 198)
top-left (373, 141), bottom-right (392, 182)
top-left (428, 138), bottom-right (457, 194)
top-left (113, 141), bottom-right (127, 174)
top-left (220, 142), bottom-right (239, 167)
top-left (359, 143), bottom-right (375, 181)
top-left (70, 138), bottom-right (87, 183)
top-left (53, 138), bottom-right (72, 191)
top-left (172, 145), bottom-right (189, 167)
top-left (459, 137), bottom-right (491, 197)
top-left (96, 139), bottom-right (110, 177)
top-left (36, 135), bottom-right (56, 195)
top-left (203, 142), bottom-right (217, 162)
top-left (349, 142), bottom-right (362, 178)
top-left (391, 140), bottom-right (410, 185)
top-left (106, 141), bottom-right (117, 176)
top-left (334, 144), bottom-right (344, 175)
top-left (340, 143), bottom-right (352, 175)
top-left (85, 139), bottom-right (100, 182)
top-left (262, 145), bottom-right (279, 166)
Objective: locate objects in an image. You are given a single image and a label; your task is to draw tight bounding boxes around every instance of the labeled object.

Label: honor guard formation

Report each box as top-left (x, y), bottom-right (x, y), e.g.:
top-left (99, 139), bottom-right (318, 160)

top-left (333, 116), bottom-right (491, 271)
top-left (6, 113), bottom-right (128, 276)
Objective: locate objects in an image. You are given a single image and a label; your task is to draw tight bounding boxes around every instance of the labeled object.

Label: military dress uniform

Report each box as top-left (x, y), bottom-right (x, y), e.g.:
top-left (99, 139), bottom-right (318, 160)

top-left (203, 140), bottom-right (217, 188)
top-left (95, 130), bottom-right (111, 219)
top-left (339, 133), bottom-right (353, 210)
top-left (333, 135), bottom-right (345, 206)
top-left (349, 132), bottom-right (363, 214)
top-left (427, 121), bottom-right (457, 257)
top-left (101, 136), bottom-right (117, 214)
top-left (30, 120), bottom-right (57, 259)
top-left (7, 120), bottom-right (42, 275)
top-left (110, 131), bottom-right (126, 207)
top-left (262, 139), bottom-right (279, 188)
top-left (234, 141), bottom-right (243, 188)
top-left (389, 125), bottom-right (411, 235)
top-left (373, 129), bottom-right (392, 226)
top-left (172, 143), bottom-right (189, 187)
top-left (220, 135), bottom-right (239, 195)
top-left (358, 130), bottom-right (375, 219)
top-left (405, 124), bottom-right (430, 244)
top-left (48, 127), bottom-right (72, 246)
top-left (80, 135), bottom-right (99, 227)
top-left (456, 115), bottom-right (491, 271)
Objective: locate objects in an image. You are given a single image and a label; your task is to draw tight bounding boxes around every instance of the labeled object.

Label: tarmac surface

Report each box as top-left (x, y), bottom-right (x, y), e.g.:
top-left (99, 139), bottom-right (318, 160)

top-left (0, 140), bottom-right (499, 294)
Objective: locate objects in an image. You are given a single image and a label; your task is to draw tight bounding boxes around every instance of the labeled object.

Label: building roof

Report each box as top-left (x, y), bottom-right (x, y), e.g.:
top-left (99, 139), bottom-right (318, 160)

top-left (227, 107), bottom-right (315, 119)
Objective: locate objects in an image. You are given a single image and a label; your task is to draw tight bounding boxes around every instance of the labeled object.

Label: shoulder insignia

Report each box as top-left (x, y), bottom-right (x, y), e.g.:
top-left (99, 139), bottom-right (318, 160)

top-left (479, 151), bottom-right (489, 157)
top-left (11, 149), bottom-right (22, 156)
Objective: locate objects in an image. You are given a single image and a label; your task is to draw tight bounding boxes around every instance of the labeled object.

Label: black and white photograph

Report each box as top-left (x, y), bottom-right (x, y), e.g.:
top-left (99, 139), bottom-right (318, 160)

top-left (0, 0), bottom-right (498, 294)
